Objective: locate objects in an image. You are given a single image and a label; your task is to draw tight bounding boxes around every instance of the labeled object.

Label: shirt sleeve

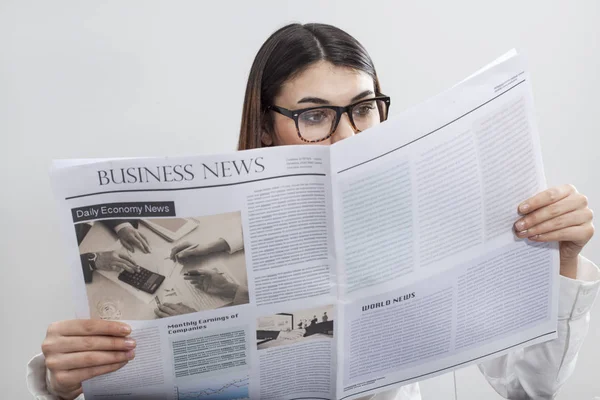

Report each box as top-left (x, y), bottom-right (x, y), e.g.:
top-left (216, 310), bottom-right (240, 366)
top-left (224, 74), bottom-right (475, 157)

top-left (100, 219), bottom-right (137, 232)
top-left (112, 222), bottom-right (134, 233)
top-left (478, 255), bottom-right (600, 399)
top-left (219, 224), bottom-right (244, 254)
top-left (26, 353), bottom-right (85, 400)
top-left (80, 254), bottom-right (93, 283)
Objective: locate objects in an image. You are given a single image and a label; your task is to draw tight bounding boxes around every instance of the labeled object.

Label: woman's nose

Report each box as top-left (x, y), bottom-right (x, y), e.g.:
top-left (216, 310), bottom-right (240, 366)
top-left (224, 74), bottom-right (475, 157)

top-left (330, 114), bottom-right (357, 144)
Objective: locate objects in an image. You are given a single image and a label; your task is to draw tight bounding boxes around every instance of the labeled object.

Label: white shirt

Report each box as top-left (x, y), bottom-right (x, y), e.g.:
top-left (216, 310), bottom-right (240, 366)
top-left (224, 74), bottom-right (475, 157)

top-left (27, 256), bottom-right (600, 400)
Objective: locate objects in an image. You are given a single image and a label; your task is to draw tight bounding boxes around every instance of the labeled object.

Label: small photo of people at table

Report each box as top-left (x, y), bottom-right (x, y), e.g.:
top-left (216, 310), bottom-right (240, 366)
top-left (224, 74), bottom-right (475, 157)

top-left (74, 211), bottom-right (249, 320)
top-left (256, 305), bottom-right (334, 350)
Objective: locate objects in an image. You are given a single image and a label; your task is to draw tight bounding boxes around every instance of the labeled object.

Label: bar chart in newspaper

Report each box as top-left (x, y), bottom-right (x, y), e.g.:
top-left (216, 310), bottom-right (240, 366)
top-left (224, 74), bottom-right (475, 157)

top-left (175, 376), bottom-right (249, 400)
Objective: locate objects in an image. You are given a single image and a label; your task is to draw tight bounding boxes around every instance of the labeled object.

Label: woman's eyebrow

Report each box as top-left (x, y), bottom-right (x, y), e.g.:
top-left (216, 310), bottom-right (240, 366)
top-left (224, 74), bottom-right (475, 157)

top-left (351, 90), bottom-right (374, 102)
top-left (297, 90), bottom-right (375, 105)
top-left (297, 96), bottom-right (329, 105)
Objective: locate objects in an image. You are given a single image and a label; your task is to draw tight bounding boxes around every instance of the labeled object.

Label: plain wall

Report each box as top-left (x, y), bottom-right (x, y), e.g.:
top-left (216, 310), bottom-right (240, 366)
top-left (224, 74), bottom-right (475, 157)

top-left (1, 1), bottom-right (598, 398)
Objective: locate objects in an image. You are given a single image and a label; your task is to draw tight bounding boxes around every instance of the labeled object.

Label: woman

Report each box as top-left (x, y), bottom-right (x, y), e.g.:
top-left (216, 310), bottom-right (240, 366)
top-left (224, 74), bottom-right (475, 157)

top-left (28, 23), bottom-right (598, 400)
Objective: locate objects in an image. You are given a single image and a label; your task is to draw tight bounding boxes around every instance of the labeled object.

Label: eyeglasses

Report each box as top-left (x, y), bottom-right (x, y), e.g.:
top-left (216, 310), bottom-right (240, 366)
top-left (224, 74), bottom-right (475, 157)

top-left (268, 95), bottom-right (391, 143)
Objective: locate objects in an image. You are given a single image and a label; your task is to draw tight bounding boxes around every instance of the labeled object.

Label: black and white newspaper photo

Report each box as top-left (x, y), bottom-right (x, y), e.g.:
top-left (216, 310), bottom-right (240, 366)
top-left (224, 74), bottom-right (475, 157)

top-left (75, 212), bottom-right (249, 320)
top-left (256, 305), bottom-right (334, 349)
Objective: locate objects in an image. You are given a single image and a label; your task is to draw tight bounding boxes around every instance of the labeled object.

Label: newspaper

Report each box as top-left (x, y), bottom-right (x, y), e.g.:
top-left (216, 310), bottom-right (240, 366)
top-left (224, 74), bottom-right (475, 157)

top-left (51, 50), bottom-right (559, 400)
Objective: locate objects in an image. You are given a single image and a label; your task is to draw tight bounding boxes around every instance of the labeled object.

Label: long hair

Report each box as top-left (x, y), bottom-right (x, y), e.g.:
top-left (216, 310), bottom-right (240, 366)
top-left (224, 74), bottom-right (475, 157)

top-left (237, 23), bottom-right (381, 150)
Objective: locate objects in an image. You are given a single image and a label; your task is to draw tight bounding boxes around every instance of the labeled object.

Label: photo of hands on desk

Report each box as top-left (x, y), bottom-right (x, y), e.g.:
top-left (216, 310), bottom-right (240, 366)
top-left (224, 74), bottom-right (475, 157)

top-left (74, 211), bottom-right (249, 320)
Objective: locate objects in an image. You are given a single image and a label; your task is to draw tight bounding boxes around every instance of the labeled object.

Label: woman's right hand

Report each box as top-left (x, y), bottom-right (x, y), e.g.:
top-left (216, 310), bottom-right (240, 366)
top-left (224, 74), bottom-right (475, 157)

top-left (41, 320), bottom-right (136, 400)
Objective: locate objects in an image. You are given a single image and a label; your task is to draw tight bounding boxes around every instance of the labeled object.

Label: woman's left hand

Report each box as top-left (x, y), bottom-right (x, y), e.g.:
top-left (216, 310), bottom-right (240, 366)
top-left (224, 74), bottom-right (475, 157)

top-left (514, 184), bottom-right (594, 279)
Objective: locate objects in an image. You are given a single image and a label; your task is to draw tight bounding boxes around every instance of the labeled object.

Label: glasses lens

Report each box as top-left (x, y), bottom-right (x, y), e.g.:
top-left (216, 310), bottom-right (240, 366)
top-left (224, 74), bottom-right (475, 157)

top-left (351, 99), bottom-right (388, 132)
top-left (298, 108), bottom-right (337, 141)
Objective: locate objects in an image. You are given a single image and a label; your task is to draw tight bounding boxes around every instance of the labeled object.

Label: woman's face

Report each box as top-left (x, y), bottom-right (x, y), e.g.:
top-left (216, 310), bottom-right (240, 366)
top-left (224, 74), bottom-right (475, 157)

top-left (267, 61), bottom-right (378, 146)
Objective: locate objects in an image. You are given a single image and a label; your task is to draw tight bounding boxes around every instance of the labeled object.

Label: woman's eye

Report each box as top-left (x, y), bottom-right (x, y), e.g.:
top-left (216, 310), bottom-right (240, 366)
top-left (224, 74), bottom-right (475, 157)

top-left (354, 103), bottom-right (376, 117)
top-left (301, 110), bottom-right (329, 124)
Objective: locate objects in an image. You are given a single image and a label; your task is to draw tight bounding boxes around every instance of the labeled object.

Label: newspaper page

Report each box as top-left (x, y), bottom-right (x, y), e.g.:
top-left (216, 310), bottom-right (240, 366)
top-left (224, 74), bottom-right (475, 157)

top-left (330, 51), bottom-right (559, 399)
top-left (51, 145), bottom-right (338, 400)
top-left (50, 50), bottom-right (559, 400)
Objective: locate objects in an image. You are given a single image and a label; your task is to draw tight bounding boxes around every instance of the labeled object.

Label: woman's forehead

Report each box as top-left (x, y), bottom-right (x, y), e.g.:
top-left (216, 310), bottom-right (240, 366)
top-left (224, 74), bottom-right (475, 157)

top-left (276, 61), bottom-right (374, 106)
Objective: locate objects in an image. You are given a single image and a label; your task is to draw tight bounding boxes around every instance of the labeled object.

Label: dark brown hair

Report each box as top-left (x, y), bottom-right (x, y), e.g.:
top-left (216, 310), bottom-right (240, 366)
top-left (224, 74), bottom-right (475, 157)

top-left (237, 23), bottom-right (381, 150)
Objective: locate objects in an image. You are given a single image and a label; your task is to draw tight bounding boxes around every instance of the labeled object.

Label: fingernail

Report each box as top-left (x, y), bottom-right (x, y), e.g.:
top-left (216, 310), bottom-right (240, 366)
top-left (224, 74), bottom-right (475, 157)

top-left (126, 350), bottom-right (135, 360)
top-left (530, 234), bottom-right (540, 240)
top-left (515, 220), bottom-right (525, 230)
top-left (121, 325), bottom-right (132, 334)
top-left (519, 203), bottom-right (529, 213)
top-left (124, 339), bottom-right (136, 349)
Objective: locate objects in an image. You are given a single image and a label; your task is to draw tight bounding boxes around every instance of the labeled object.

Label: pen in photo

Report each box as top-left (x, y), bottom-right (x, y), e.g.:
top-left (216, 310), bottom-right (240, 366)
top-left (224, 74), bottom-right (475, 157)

top-left (183, 271), bottom-right (225, 276)
top-left (171, 243), bottom-right (200, 261)
top-left (183, 243), bottom-right (200, 251)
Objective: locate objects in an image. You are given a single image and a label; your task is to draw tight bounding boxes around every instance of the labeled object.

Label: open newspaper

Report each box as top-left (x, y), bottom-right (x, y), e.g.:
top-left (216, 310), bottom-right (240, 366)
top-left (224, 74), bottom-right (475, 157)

top-left (51, 50), bottom-right (559, 400)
